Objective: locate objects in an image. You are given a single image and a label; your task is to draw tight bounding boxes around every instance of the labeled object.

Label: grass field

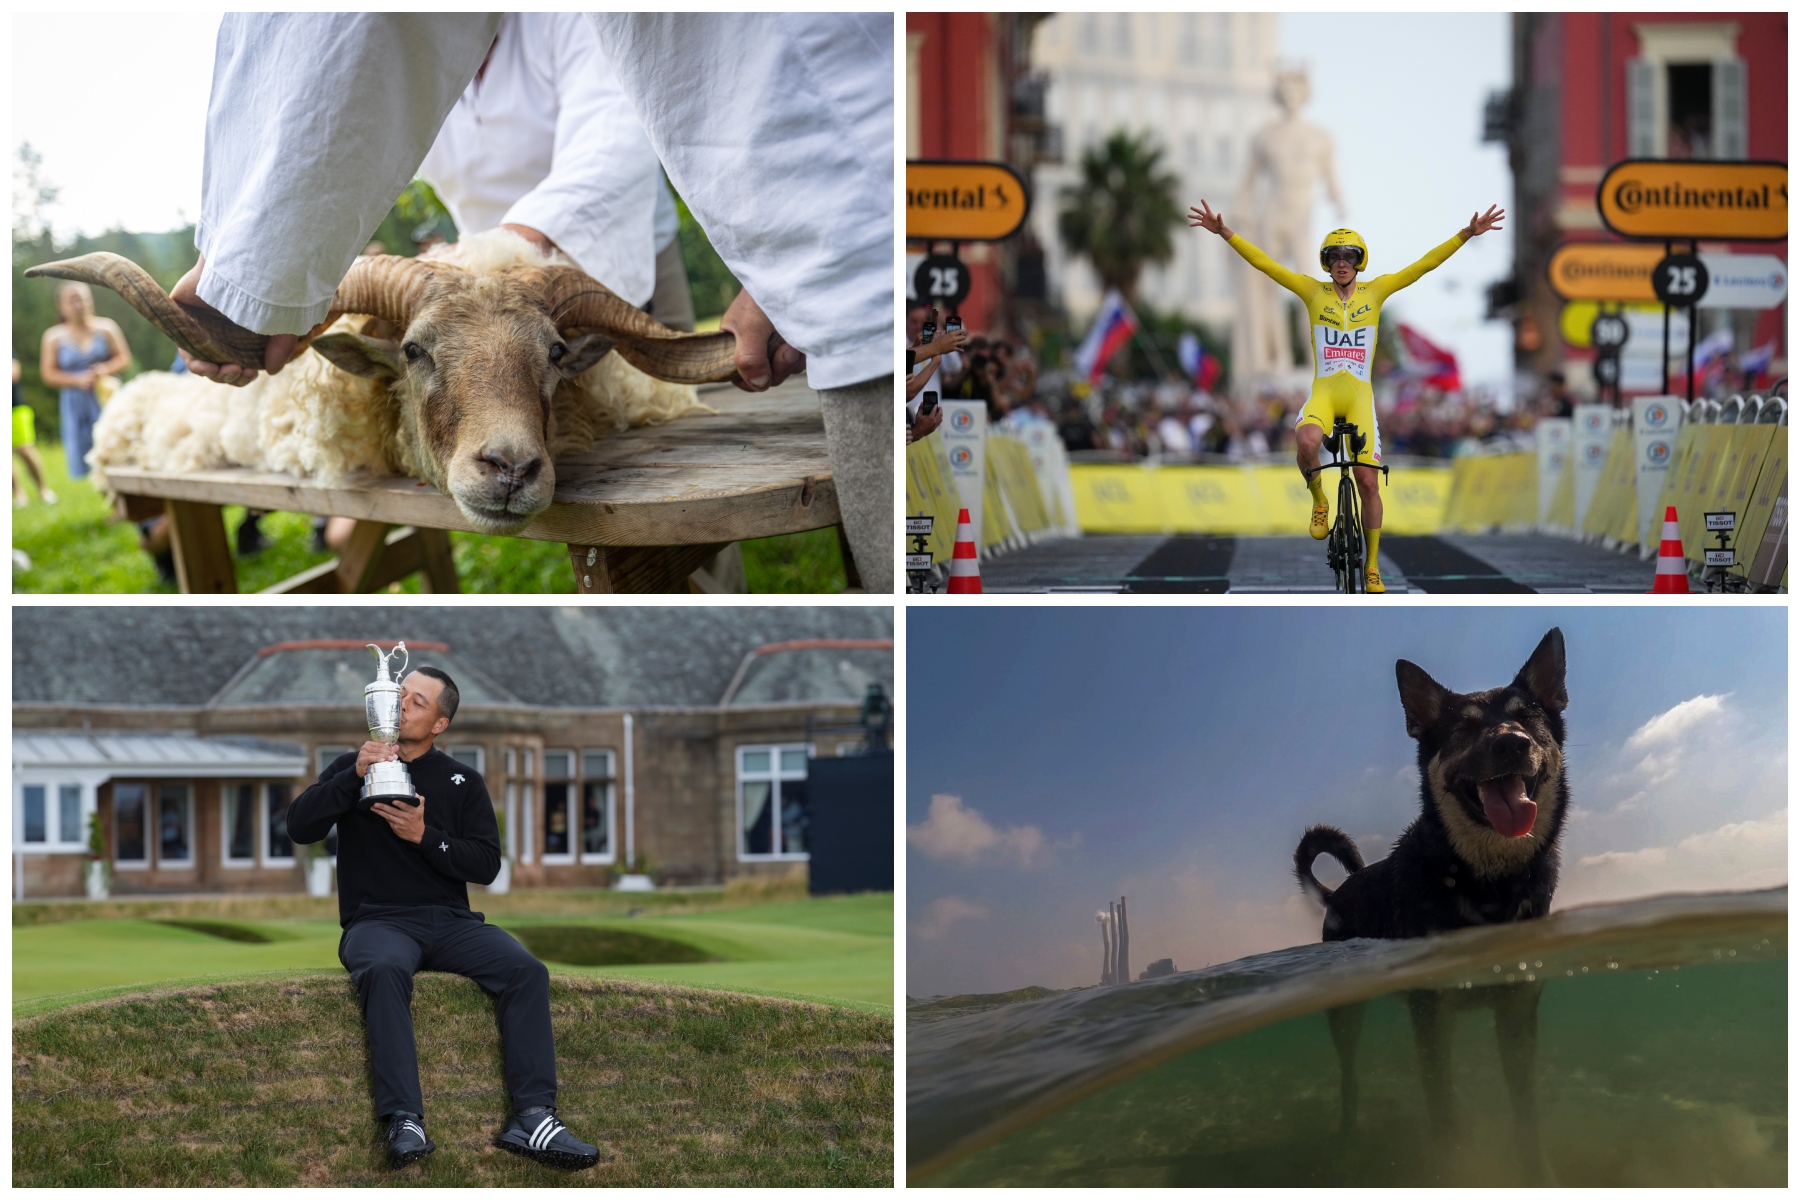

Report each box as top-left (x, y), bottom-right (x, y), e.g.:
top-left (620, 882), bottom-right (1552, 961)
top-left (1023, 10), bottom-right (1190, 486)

top-left (14, 891), bottom-right (893, 1014)
top-left (11, 444), bottom-right (846, 593)
top-left (13, 890), bottom-right (893, 1185)
top-left (14, 973), bottom-right (892, 1186)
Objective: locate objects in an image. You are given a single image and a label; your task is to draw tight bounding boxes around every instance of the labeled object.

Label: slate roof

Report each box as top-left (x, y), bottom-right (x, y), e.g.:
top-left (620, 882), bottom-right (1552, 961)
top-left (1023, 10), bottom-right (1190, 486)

top-left (14, 607), bottom-right (893, 710)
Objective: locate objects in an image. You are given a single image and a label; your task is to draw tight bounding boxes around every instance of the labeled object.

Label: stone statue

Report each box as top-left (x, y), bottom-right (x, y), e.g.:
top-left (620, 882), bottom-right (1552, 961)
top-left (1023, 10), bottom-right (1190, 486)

top-left (1232, 66), bottom-right (1344, 390)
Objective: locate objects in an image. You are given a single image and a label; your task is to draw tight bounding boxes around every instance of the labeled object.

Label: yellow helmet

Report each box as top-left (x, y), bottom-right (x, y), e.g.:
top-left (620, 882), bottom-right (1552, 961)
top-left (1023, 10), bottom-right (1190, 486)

top-left (1319, 228), bottom-right (1368, 273)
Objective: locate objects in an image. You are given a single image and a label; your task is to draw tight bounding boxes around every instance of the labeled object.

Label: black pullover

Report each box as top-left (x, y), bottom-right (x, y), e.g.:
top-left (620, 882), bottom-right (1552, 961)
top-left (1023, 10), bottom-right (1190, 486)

top-left (288, 747), bottom-right (502, 928)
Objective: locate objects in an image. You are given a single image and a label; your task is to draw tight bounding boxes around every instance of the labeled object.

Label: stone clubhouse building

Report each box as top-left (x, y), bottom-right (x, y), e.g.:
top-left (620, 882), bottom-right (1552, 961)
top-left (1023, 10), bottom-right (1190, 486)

top-left (13, 607), bottom-right (892, 900)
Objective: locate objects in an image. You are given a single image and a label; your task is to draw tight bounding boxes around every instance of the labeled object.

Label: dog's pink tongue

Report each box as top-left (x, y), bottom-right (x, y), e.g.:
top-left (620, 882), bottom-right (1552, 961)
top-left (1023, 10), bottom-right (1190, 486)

top-left (1479, 776), bottom-right (1537, 838)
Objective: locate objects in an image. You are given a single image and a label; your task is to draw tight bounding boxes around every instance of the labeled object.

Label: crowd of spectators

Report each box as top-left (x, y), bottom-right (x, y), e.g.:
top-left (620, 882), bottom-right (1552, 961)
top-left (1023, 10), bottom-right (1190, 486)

top-left (905, 300), bottom-right (1756, 462)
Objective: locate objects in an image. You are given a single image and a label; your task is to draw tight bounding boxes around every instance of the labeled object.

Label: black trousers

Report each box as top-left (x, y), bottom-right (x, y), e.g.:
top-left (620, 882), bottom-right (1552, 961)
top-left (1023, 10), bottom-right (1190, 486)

top-left (338, 905), bottom-right (557, 1119)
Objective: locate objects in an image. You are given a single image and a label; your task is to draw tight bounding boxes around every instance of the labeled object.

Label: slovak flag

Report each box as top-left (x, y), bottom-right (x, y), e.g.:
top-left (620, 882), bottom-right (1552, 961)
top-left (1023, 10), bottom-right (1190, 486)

top-left (1074, 290), bottom-right (1138, 384)
top-left (1393, 323), bottom-right (1462, 391)
top-left (1177, 330), bottom-right (1222, 391)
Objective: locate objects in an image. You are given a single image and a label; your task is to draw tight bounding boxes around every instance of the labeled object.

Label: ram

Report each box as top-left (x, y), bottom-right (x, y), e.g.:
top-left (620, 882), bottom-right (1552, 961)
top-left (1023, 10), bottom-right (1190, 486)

top-left (26, 229), bottom-right (738, 533)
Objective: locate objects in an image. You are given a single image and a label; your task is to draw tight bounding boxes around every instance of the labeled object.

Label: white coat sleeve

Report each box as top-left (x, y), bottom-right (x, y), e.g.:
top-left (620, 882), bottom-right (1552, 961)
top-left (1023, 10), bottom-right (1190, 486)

top-left (500, 14), bottom-right (660, 306)
top-left (587, 14), bottom-right (894, 390)
top-left (197, 13), bottom-right (501, 334)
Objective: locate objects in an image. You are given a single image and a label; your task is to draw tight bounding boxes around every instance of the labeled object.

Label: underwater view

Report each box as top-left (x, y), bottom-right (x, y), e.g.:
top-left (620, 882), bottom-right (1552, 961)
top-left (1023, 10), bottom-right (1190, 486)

top-left (908, 889), bottom-right (1785, 1187)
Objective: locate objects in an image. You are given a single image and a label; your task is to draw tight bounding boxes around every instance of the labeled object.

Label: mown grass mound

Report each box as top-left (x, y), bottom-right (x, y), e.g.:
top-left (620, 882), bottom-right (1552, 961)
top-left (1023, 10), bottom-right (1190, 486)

top-left (14, 972), bottom-right (892, 1187)
top-left (511, 925), bottom-right (719, 967)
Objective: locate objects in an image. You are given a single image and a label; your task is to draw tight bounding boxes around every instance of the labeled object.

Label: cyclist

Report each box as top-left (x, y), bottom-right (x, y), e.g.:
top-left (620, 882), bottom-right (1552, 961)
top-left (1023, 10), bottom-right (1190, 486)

top-left (1189, 200), bottom-right (1504, 592)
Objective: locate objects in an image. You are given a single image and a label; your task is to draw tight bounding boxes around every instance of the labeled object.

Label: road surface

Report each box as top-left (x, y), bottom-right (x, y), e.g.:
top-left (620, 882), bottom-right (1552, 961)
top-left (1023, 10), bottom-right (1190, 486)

top-left (972, 533), bottom-right (1668, 593)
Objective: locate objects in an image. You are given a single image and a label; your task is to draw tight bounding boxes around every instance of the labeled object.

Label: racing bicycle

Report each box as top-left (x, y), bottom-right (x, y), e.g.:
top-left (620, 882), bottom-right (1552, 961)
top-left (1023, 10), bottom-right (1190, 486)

top-left (1316, 418), bottom-right (1388, 594)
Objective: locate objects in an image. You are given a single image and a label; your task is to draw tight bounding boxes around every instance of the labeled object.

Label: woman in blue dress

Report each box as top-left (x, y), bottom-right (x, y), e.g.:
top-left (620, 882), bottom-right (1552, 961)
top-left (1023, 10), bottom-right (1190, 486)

top-left (38, 281), bottom-right (131, 479)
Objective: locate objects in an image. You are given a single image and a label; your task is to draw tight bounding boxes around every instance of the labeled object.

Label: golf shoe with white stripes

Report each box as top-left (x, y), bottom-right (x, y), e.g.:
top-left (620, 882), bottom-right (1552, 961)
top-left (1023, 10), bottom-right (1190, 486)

top-left (496, 1106), bottom-right (600, 1170)
top-left (384, 1111), bottom-right (435, 1169)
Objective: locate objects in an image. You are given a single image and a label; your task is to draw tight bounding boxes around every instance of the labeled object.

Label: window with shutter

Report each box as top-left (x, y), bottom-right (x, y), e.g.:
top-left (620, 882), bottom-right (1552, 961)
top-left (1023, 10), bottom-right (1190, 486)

top-left (1626, 58), bottom-right (1658, 156)
top-left (1713, 58), bottom-right (1746, 159)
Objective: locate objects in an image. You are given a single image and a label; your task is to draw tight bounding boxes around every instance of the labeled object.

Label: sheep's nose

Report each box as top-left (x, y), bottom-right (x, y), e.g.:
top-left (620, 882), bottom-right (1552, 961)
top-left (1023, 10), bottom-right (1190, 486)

top-left (477, 446), bottom-right (542, 485)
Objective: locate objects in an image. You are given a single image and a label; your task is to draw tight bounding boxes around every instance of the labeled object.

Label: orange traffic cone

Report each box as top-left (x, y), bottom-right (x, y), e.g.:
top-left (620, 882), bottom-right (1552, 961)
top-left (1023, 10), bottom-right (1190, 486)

top-left (1649, 505), bottom-right (1690, 594)
top-left (947, 508), bottom-right (982, 593)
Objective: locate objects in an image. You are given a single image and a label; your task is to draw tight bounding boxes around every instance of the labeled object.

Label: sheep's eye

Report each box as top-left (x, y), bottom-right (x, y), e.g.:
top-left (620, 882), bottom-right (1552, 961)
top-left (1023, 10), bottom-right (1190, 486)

top-left (549, 342), bottom-right (567, 364)
top-left (403, 342), bottom-right (423, 362)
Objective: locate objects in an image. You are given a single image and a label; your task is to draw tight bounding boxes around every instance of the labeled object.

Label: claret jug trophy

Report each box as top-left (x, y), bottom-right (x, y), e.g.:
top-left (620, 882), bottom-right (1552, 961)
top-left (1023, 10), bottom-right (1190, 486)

top-left (360, 642), bottom-right (416, 809)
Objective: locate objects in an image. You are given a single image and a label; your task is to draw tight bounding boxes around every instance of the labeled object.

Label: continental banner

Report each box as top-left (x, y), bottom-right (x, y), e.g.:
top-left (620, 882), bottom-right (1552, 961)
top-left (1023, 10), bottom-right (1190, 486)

top-left (1597, 160), bottom-right (1787, 241)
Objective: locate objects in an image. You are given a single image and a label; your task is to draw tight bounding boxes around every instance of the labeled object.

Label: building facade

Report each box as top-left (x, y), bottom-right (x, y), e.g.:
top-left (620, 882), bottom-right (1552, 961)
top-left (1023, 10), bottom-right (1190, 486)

top-left (1030, 12), bottom-right (1279, 327)
top-left (905, 13), bottom-right (1052, 336)
top-left (1493, 13), bottom-right (1787, 394)
top-left (13, 609), bottom-right (893, 900)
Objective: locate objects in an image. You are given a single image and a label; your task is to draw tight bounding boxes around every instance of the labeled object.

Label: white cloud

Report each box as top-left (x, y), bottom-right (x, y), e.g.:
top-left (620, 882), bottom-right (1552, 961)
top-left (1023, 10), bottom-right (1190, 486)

top-left (1558, 810), bottom-right (1787, 907)
top-left (1623, 693), bottom-right (1729, 753)
top-left (908, 794), bottom-right (1052, 868)
top-left (912, 895), bottom-right (991, 943)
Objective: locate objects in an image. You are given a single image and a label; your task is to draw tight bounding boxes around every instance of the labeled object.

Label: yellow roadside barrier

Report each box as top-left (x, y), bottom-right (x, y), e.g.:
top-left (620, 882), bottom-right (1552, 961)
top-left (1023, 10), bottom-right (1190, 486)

top-left (905, 434), bottom-right (961, 563)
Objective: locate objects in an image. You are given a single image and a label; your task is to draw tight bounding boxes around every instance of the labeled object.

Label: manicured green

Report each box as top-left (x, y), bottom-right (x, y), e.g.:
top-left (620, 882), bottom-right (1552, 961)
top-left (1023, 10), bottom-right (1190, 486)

top-left (15, 892), bottom-right (893, 1013)
top-left (14, 973), bottom-right (893, 1186)
top-left (12, 445), bottom-right (847, 593)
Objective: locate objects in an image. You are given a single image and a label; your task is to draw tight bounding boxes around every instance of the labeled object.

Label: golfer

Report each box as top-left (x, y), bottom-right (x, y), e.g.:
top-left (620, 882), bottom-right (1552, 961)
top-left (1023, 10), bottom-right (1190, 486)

top-left (288, 665), bottom-right (599, 1171)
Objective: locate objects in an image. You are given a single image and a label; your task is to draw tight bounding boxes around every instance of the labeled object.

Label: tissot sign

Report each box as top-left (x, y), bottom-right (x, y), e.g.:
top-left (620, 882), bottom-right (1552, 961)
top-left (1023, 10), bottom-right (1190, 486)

top-left (1597, 160), bottom-right (1787, 241)
top-left (906, 161), bottom-right (1030, 241)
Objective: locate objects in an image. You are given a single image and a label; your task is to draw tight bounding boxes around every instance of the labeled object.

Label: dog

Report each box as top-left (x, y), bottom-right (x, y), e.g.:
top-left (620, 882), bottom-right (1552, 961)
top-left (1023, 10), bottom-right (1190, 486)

top-left (1293, 627), bottom-right (1568, 1181)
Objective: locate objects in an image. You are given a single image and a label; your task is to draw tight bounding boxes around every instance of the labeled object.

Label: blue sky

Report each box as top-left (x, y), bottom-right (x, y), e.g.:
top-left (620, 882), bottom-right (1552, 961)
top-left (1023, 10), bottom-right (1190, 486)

top-left (907, 607), bottom-right (1787, 998)
top-left (1280, 13), bottom-right (1514, 397)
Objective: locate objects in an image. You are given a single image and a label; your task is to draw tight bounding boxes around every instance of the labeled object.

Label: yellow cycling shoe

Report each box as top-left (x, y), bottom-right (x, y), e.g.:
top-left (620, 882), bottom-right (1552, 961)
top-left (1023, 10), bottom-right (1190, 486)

top-left (1310, 501), bottom-right (1330, 540)
top-left (1364, 567), bottom-right (1386, 594)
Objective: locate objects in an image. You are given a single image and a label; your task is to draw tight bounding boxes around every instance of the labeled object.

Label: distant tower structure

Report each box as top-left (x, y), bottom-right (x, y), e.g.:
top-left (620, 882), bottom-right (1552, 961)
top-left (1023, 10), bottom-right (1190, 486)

top-left (1116, 895), bottom-right (1130, 985)
top-left (1097, 910), bottom-right (1113, 985)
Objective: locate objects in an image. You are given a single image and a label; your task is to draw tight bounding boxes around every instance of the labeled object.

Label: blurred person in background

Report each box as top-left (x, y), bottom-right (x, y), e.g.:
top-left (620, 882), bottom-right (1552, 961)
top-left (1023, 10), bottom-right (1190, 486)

top-left (13, 358), bottom-right (54, 507)
top-left (38, 282), bottom-right (131, 482)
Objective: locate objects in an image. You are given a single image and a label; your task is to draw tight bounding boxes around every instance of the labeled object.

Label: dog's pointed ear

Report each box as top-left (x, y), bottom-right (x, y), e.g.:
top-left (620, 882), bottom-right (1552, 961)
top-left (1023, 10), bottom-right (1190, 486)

top-left (1396, 660), bottom-right (1449, 739)
top-left (1514, 627), bottom-right (1568, 712)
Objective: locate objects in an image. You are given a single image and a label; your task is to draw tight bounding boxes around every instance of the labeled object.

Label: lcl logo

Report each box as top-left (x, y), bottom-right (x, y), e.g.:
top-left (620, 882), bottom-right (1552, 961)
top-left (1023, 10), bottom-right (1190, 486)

top-left (1647, 441), bottom-right (1671, 464)
top-left (950, 446), bottom-right (973, 467)
top-left (1644, 404), bottom-right (1669, 427)
top-left (951, 409), bottom-right (974, 432)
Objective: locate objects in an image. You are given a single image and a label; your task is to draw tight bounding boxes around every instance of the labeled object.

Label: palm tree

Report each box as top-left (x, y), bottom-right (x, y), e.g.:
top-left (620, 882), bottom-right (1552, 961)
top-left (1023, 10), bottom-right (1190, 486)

top-left (1058, 131), bottom-right (1183, 303)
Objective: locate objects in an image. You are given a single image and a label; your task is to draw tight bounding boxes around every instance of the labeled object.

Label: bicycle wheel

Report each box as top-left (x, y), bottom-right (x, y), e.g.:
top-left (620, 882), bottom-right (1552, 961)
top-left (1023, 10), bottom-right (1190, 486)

top-left (1336, 469), bottom-right (1362, 593)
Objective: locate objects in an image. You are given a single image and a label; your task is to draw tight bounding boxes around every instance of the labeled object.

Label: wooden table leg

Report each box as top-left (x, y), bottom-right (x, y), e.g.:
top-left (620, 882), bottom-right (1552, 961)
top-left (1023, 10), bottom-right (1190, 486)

top-left (165, 499), bottom-right (238, 594)
top-left (416, 527), bottom-right (460, 593)
top-left (568, 543), bottom-right (728, 593)
top-left (335, 520), bottom-right (392, 592)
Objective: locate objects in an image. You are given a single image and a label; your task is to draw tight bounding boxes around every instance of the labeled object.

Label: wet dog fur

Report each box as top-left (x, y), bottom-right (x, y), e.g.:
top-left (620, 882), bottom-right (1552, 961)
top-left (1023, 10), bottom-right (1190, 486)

top-left (1293, 628), bottom-right (1568, 1182)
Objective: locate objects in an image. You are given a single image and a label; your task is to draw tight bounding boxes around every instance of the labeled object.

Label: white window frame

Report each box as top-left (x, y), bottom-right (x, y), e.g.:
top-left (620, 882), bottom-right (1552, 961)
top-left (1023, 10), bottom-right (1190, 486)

top-left (504, 782), bottom-right (518, 862)
top-left (1628, 23), bottom-right (1742, 158)
top-left (446, 744), bottom-right (485, 776)
top-left (736, 743), bottom-right (812, 862)
top-left (539, 749), bottom-right (577, 864)
top-left (55, 783), bottom-right (83, 847)
top-left (263, 782), bottom-right (297, 867)
top-left (316, 745), bottom-right (355, 777)
top-left (221, 781), bottom-right (259, 868)
top-left (13, 777), bottom-right (99, 857)
top-left (578, 749), bottom-right (617, 866)
top-left (21, 783), bottom-right (49, 846)
top-left (154, 783), bottom-right (195, 866)
top-left (112, 781), bottom-right (151, 870)
top-left (519, 782), bottom-right (535, 866)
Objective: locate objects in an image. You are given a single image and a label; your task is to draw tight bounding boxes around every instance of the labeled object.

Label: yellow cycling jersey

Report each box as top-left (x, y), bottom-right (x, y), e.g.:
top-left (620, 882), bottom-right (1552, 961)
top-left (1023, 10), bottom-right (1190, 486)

top-left (1228, 230), bottom-right (1468, 458)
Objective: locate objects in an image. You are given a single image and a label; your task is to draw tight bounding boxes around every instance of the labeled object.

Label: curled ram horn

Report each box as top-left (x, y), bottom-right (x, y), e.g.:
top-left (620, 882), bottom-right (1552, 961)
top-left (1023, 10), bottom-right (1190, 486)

top-left (536, 265), bottom-right (739, 384)
top-left (21, 251), bottom-right (445, 371)
top-left (23, 252), bottom-right (277, 372)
